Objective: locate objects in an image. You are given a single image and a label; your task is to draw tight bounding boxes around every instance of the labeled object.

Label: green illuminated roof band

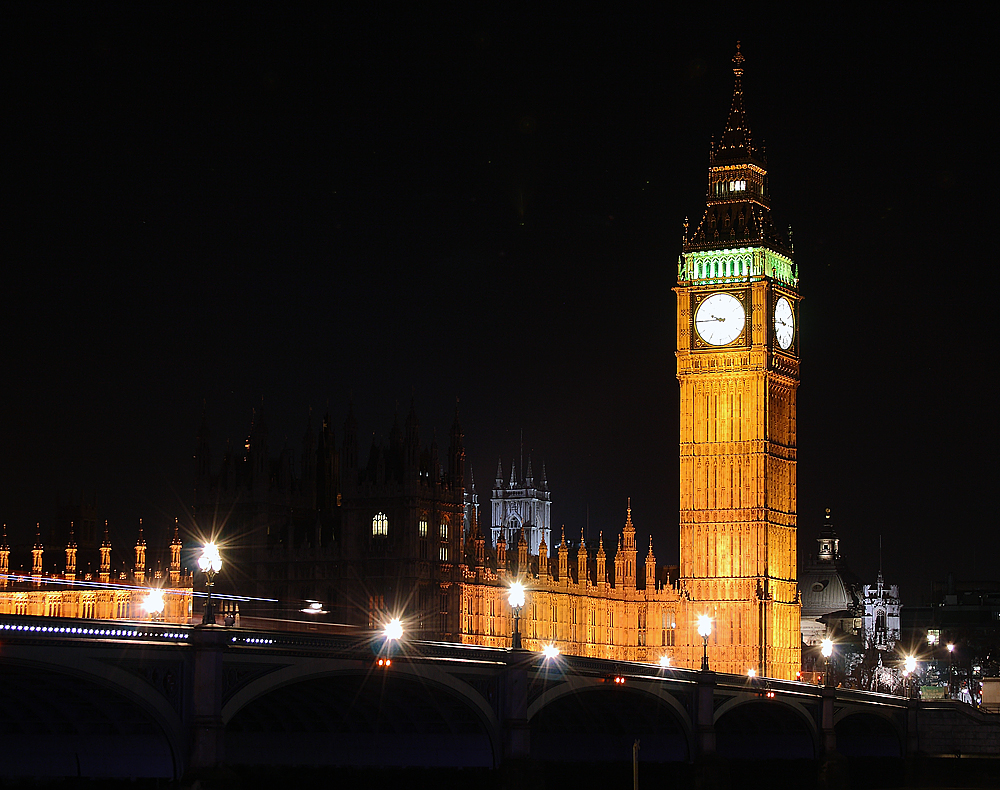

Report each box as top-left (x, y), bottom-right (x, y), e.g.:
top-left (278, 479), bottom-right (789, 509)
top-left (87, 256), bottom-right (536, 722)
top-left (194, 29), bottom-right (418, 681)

top-left (678, 247), bottom-right (796, 287)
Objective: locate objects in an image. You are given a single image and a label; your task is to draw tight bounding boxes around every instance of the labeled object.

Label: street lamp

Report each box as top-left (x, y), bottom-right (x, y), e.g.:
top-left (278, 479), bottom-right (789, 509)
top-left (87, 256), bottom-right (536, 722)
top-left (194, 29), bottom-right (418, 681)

top-left (947, 643), bottom-right (955, 698)
top-left (198, 543), bottom-right (222, 625)
top-left (697, 615), bottom-right (712, 671)
top-left (659, 655), bottom-right (671, 668)
top-left (144, 588), bottom-right (165, 621)
top-left (508, 581), bottom-right (525, 649)
top-left (542, 644), bottom-right (560, 660)
top-left (821, 638), bottom-right (834, 686)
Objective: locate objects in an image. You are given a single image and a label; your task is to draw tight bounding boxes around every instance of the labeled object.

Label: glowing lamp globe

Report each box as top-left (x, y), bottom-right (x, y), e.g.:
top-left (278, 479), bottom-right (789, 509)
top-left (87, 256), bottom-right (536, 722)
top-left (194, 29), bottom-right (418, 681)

top-left (508, 581), bottom-right (525, 609)
top-left (384, 618), bottom-right (403, 640)
top-left (198, 543), bottom-right (222, 574)
top-left (144, 589), bottom-right (165, 615)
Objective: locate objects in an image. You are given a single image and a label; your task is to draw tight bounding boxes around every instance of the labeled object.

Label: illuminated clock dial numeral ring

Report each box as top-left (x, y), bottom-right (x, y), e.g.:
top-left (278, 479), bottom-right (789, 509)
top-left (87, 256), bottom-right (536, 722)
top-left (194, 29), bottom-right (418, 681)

top-left (694, 292), bottom-right (746, 346)
top-left (774, 296), bottom-right (794, 349)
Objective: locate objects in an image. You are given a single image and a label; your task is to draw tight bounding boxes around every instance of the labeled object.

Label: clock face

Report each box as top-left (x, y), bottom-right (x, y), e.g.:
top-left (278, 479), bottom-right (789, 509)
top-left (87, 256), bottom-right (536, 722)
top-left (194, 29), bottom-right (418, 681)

top-left (694, 292), bottom-right (746, 346)
top-left (774, 296), bottom-right (794, 350)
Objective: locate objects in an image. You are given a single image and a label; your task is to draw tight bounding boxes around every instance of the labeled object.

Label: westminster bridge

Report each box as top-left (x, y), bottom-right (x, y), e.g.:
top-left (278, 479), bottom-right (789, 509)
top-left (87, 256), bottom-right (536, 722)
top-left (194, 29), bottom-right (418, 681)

top-left (0, 615), bottom-right (997, 782)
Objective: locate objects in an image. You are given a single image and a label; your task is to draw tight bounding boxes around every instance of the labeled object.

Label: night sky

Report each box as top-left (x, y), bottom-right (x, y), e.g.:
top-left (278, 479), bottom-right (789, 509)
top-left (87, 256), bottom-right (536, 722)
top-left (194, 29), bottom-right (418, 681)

top-left (5, 8), bottom-right (994, 603)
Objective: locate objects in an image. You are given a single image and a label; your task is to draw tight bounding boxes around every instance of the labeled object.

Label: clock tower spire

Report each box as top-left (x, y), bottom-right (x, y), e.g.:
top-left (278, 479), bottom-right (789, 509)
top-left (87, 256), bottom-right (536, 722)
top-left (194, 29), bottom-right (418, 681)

top-left (675, 44), bottom-right (801, 680)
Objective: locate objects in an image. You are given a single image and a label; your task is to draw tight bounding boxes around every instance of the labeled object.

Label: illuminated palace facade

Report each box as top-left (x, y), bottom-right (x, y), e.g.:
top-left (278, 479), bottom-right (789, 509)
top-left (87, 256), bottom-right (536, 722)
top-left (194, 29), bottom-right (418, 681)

top-left (673, 44), bottom-right (801, 679)
top-left (193, 402), bottom-right (699, 663)
top-left (0, 522), bottom-right (193, 623)
top-left (455, 504), bottom-right (696, 664)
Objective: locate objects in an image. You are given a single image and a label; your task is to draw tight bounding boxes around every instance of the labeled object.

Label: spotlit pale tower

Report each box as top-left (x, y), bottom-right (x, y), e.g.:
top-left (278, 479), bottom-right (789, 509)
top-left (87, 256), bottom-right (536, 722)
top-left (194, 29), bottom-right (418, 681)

top-left (675, 43), bottom-right (801, 680)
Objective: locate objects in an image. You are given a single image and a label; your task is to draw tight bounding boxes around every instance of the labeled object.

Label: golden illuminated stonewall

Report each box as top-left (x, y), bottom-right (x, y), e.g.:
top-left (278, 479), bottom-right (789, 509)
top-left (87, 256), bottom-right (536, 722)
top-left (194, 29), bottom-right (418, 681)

top-left (0, 520), bottom-right (193, 623)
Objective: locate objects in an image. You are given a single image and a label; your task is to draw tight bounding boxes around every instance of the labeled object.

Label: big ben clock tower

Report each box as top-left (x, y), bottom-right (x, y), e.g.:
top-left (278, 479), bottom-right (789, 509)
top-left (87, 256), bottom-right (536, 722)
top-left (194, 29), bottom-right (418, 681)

top-left (675, 44), bottom-right (801, 680)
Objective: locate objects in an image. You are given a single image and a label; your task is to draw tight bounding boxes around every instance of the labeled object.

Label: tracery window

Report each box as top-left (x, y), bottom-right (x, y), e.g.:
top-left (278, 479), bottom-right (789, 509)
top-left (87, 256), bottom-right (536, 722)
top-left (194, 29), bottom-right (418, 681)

top-left (372, 512), bottom-right (388, 537)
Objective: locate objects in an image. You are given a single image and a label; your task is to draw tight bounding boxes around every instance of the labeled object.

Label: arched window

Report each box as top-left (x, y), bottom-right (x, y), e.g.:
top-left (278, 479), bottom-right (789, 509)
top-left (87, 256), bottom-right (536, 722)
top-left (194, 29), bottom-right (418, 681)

top-left (372, 512), bottom-right (388, 537)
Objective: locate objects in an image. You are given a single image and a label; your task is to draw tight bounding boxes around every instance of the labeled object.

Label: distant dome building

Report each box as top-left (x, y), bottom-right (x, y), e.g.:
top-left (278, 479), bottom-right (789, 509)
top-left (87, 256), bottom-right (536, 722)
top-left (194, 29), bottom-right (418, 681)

top-left (799, 510), bottom-right (861, 646)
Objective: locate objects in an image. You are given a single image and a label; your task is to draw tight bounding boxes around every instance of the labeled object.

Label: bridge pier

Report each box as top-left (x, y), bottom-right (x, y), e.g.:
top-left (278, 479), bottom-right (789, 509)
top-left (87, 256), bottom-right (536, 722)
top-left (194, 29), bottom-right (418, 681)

top-left (906, 697), bottom-right (919, 756)
top-left (188, 625), bottom-right (228, 773)
top-left (820, 685), bottom-right (837, 756)
top-left (695, 670), bottom-right (717, 758)
top-left (501, 657), bottom-right (530, 764)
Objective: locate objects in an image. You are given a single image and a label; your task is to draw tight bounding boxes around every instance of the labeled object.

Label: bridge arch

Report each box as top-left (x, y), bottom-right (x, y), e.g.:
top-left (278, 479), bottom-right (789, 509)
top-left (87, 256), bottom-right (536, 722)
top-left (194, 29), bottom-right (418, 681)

top-left (714, 693), bottom-right (819, 760)
top-left (527, 676), bottom-right (693, 762)
top-left (0, 650), bottom-right (184, 779)
top-left (833, 707), bottom-right (903, 757)
top-left (222, 657), bottom-right (501, 768)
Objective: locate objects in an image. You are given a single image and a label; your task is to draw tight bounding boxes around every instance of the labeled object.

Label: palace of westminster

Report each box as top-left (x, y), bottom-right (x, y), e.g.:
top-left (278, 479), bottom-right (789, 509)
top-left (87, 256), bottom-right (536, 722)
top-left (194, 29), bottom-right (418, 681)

top-left (2, 48), bottom-right (881, 682)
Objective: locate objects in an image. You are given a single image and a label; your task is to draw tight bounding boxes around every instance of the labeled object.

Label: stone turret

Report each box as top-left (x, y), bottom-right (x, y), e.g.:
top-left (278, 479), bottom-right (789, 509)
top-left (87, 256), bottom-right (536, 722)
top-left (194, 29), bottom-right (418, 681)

top-left (99, 522), bottom-right (112, 584)
top-left (65, 522), bottom-right (78, 581)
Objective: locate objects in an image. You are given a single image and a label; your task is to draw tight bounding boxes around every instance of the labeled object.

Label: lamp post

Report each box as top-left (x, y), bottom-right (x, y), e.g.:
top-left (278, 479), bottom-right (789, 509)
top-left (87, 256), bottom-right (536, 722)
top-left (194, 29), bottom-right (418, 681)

top-left (198, 543), bottom-right (222, 625)
top-left (508, 581), bottom-right (525, 649)
top-left (697, 615), bottom-right (712, 671)
top-left (947, 643), bottom-right (955, 698)
top-left (821, 638), bottom-right (834, 686)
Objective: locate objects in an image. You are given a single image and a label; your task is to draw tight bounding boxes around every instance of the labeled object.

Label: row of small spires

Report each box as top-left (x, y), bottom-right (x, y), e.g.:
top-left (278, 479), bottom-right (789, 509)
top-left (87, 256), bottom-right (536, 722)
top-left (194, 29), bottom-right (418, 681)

top-left (0, 519), bottom-right (183, 579)
top-left (477, 502), bottom-right (655, 578)
top-left (494, 456), bottom-right (549, 489)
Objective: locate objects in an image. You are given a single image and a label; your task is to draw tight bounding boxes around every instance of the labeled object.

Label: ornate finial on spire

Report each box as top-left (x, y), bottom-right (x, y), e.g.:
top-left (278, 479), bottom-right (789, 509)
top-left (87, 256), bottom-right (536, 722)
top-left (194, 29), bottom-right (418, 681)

top-left (732, 41), bottom-right (744, 76)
